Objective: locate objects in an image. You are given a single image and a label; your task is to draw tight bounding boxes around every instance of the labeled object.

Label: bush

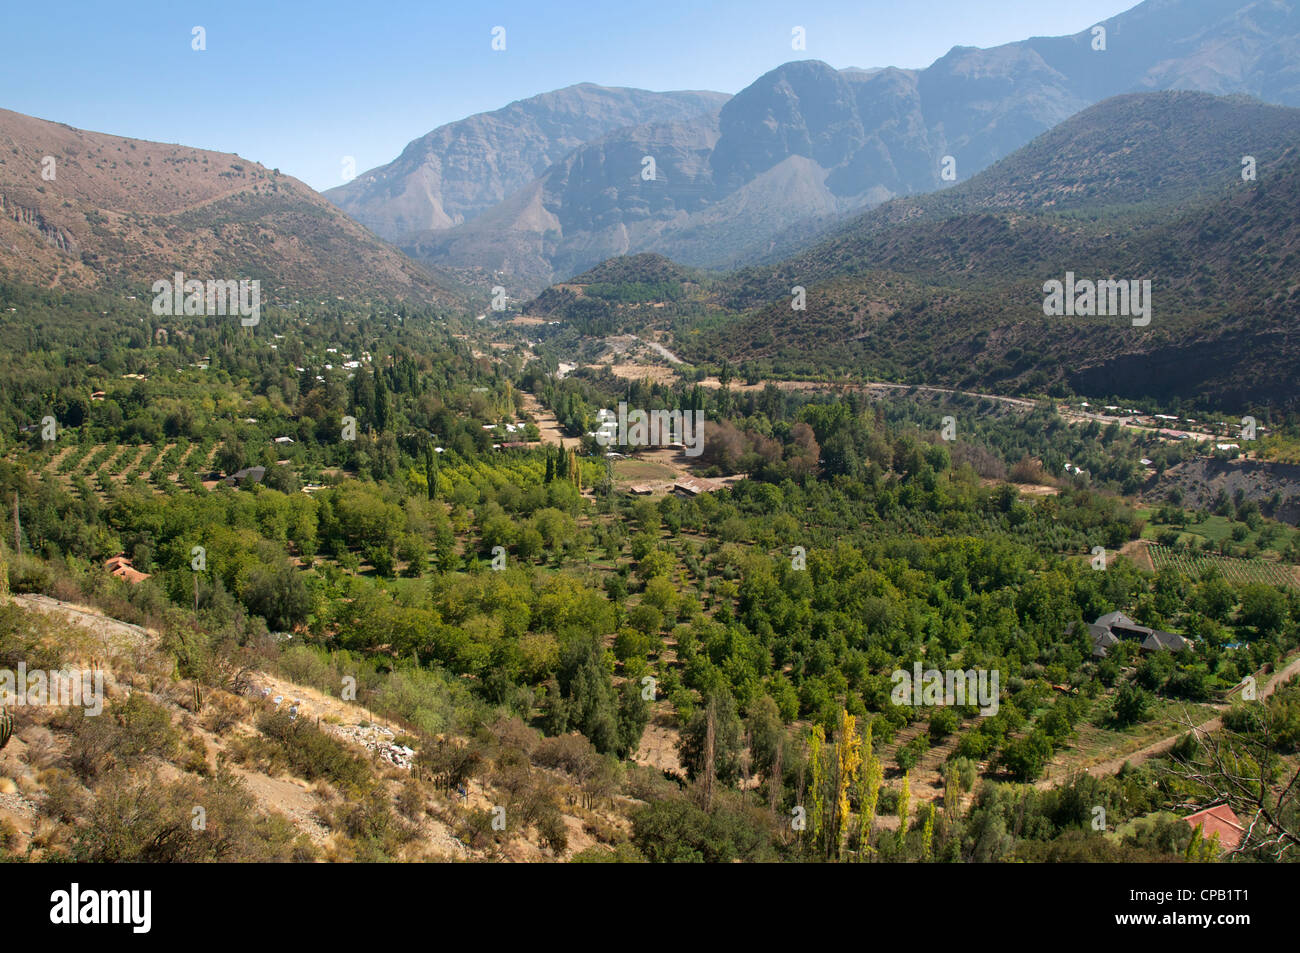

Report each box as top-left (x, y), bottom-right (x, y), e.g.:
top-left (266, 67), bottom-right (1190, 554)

top-left (570, 841), bottom-right (646, 863)
top-left (249, 709), bottom-right (371, 788)
top-left (929, 708), bottom-right (959, 742)
top-left (630, 798), bottom-right (775, 863)
top-left (537, 808), bottom-right (569, 853)
top-left (67, 693), bottom-right (178, 779)
top-left (1114, 682), bottom-right (1152, 726)
top-left (72, 768), bottom-right (296, 862)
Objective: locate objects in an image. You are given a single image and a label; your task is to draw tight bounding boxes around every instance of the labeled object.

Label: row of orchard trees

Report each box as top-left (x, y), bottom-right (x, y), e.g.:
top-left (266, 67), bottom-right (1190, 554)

top-left (679, 691), bottom-right (986, 862)
top-left (802, 710), bottom-right (935, 862)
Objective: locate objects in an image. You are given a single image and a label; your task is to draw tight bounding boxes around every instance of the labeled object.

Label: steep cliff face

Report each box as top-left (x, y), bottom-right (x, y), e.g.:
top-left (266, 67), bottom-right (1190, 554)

top-left (361, 0), bottom-right (1300, 290)
top-left (323, 84), bottom-right (730, 242)
top-left (0, 193), bottom-right (78, 255)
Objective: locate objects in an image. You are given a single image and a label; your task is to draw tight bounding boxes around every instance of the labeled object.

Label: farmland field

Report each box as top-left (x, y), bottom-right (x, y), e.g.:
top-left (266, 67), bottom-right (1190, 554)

top-left (611, 458), bottom-right (680, 484)
top-left (1135, 507), bottom-right (1298, 555)
top-left (1147, 544), bottom-right (1298, 588)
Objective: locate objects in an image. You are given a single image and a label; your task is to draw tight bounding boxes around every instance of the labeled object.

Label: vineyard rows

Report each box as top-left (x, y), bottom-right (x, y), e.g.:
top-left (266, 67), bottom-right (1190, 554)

top-left (1147, 544), bottom-right (1297, 588)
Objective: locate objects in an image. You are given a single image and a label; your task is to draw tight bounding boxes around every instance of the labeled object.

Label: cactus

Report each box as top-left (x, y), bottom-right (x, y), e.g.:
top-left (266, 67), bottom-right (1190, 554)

top-left (0, 708), bottom-right (12, 752)
top-left (192, 682), bottom-right (203, 714)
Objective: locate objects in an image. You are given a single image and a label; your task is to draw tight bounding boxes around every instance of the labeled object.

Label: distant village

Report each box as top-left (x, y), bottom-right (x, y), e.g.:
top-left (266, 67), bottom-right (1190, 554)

top-left (1066, 401), bottom-right (1263, 449)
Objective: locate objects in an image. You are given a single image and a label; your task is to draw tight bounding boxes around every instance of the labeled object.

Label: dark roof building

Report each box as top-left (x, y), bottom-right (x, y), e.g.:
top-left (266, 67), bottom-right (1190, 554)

top-left (1094, 610), bottom-right (1158, 641)
top-left (1089, 625), bottom-right (1120, 658)
top-left (1143, 631), bottom-right (1194, 653)
top-left (1068, 620), bottom-right (1119, 658)
top-left (1069, 612), bottom-right (1193, 656)
top-left (224, 465), bottom-right (267, 486)
top-left (1095, 610), bottom-right (1137, 630)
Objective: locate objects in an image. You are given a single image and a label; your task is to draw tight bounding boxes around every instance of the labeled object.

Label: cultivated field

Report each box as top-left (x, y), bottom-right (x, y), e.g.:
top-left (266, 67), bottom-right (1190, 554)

top-left (28, 440), bottom-right (218, 497)
top-left (1147, 544), bottom-right (1299, 588)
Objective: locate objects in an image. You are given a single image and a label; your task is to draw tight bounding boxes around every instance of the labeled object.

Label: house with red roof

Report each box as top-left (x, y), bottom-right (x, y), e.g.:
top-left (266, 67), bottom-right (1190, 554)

top-left (1183, 804), bottom-right (1245, 853)
top-left (104, 555), bottom-right (150, 585)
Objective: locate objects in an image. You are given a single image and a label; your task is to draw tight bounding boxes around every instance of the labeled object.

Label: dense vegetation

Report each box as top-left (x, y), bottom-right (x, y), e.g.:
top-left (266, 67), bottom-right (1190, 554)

top-left (3, 280), bottom-right (1299, 863)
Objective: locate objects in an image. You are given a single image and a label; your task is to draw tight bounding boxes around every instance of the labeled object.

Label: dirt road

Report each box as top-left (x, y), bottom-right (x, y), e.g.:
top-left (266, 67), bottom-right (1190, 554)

top-left (1041, 652), bottom-right (1300, 786)
top-left (13, 592), bottom-right (150, 653)
top-left (520, 392), bottom-right (580, 450)
top-left (631, 335), bottom-right (684, 365)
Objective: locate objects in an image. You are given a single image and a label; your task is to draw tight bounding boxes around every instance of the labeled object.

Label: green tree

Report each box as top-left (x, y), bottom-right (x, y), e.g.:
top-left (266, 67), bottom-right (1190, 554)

top-left (616, 678), bottom-right (651, 758)
top-left (678, 690), bottom-right (744, 787)
top-left (1115, 682), bottom-right (1152, 727)
top-left (557, 637), bottom-right (620, 754)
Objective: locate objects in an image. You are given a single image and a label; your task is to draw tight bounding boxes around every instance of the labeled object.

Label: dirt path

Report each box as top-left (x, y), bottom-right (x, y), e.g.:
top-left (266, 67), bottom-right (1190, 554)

top-left (1118, 538), bottom-right (1155, 573)
top-left (1041, 651), bottom-right (1300, 786)
top-left (631, 335), bottom-right (684, 365)
top-left (520, 392), bottom-right (579, 450)
top-left (12, 592), bottom-right (151, 653)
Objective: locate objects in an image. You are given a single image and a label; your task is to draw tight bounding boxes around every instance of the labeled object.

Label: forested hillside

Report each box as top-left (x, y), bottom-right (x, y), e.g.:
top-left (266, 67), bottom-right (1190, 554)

top-left (4, 0), bottom-right (1300, 876)
top-left (640, 93), bottom-right (1300, 407)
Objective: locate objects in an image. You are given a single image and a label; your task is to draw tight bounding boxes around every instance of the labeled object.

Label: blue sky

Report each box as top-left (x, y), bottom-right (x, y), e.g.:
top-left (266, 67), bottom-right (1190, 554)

top-left (2, 0), bottom-right (1136, 191)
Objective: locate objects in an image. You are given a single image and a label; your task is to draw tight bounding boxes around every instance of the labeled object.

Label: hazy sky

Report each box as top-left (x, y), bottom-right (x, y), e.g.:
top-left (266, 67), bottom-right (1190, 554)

top-left (2, 0), bottom-right (1137, 191)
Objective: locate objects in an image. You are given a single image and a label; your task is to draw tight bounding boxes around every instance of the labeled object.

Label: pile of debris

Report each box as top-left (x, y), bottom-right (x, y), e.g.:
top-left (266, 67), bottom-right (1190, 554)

top-left (241, 682), bottom-right (304, 719)
top-left (236, 678), bottom-right (416, 769)
top-left (325, 722), bottom-right (416, 770)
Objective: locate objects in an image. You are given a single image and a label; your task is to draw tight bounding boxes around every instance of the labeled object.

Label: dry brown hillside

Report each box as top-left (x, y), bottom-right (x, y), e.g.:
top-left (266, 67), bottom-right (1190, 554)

top-left (0, 108), bottom-right (447, 302)
top-left (0, 592), bottom-right (641, 863)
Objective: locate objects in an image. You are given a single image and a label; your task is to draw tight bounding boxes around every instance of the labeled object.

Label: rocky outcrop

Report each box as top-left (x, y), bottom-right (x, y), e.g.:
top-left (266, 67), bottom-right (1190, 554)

top-left (325, 723), bottom-right (415, 770)
top-left (323, 84), bottom-right (730, 241)
top-left (1144, 458), bottom-right (1300, 526)
top-left (0, 193), bottom-right (78, 254)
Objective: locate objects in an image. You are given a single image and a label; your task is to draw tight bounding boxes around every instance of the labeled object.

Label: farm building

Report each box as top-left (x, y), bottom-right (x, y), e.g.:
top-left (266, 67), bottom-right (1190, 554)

top-left (224, 465), bottom-right (267, 487)
top-left (1069, 611), bottom-right (1192, 657)
top-left (1183, 804), bottom-right (1244, 852)
top-left (104, 555), bottom-right (149, 585)
top-left (1065, 621), bottom-right (1119, 658)
top-left (673, 477), bottom-right (725, 498)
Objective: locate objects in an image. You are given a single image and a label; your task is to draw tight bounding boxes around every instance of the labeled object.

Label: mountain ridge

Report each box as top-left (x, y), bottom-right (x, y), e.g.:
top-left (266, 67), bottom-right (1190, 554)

top-left (324, 84), bottom-right (730, 242)
top-left (0, 107), bottom-right (448, 303)
top-left (338, 0), bottom-right (1300, 291)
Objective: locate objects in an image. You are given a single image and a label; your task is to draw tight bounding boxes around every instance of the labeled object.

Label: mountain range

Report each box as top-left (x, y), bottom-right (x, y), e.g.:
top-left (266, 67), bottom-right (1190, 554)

top-left (676, 90), bottom-right (1300, 406)
top-left (326, 0), bottom-right (1300, 291)
top-left (2, 0), bottom-right (1299, 409)
top-left (325, 85), bottom-right (729, 244)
